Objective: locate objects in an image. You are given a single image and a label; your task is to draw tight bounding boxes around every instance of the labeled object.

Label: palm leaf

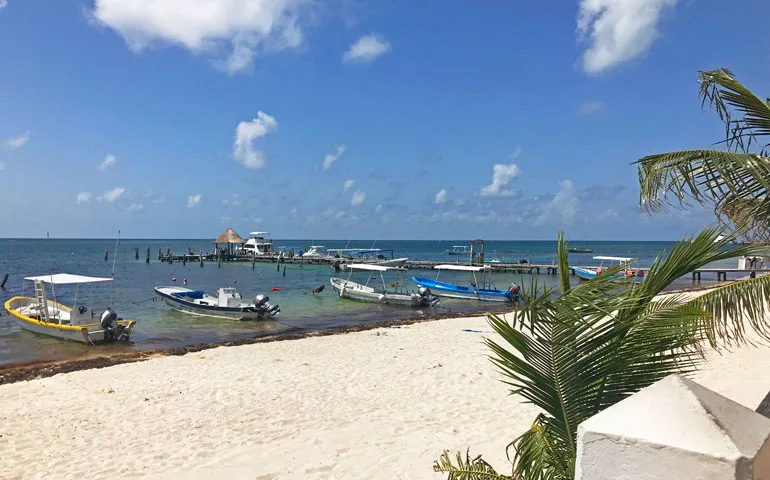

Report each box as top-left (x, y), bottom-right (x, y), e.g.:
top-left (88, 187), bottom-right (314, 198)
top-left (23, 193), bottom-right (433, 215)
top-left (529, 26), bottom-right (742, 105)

top-left (433, 450), bottom-right (511, 480)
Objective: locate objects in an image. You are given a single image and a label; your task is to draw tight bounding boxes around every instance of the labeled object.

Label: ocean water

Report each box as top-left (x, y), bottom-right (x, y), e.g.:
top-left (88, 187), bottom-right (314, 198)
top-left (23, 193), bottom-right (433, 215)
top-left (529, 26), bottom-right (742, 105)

top-left (0, 238), bottom-right (738, 367)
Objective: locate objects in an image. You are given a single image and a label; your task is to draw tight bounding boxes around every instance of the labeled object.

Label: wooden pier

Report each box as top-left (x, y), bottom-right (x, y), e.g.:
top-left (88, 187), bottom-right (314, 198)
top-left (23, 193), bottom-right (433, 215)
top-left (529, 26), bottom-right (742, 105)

top-left (153, 252), bottom-right (769, 282)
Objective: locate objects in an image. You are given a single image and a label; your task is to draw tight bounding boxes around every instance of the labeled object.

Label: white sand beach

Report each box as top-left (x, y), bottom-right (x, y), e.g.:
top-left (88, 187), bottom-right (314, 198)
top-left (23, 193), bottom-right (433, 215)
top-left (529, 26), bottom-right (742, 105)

top-left (1, 311), bottom-right (770, 480)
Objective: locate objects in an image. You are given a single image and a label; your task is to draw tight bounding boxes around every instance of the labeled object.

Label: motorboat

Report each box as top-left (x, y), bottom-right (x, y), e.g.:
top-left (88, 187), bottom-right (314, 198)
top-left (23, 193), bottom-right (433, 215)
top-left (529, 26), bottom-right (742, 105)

top-left (154, 286), bottom-right (280, 320)
top-left (332, 249), bottom-right (408, 270)
top-left (330, 264), bottom-right (439, 308)
top-left (447, 245), bottom-right (469, 255)
top-left (241, 232), bottom-right (274, 256)
top-left (302, 245), bottom-right (329, 258)
top-left (568, 247), bottom-right (593, 253)
top-left (573, 256), bottom-right (644, 282)
top-left (412, 264), bottom-right (520, 303)
top-left (4, 273), bottom-right (135, 344)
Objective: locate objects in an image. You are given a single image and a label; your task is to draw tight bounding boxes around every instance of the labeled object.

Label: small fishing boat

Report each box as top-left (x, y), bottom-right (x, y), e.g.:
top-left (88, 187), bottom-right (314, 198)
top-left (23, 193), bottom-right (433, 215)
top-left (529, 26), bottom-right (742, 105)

top-left (330, 264), bottom-right (439, 307)
top-left (333, 249), bottom-right (409, 270)
top-left (4, 273), bottom-right (135, 344)
top-left (154, 286), bottom-right (280, 320)
top-left (573, 256), bottom-right (644, 282)
top-left (412, 264), bottom-right (521, 303)
top-left (568, 247), bottom-right (594, 253)
top-left (447, 245), bottom-right (469, 255)
top-left (302, 245), bottom-right (329, 258)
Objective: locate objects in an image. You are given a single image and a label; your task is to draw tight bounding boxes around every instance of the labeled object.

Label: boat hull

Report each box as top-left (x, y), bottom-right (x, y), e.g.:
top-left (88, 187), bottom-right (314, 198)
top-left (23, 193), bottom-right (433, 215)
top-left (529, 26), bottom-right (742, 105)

top-left (330, 278), bottom-right (437, 307)
top-left (573, 267), bottom-right (644, 282)
top-left (411, 277), bottom-right (516, 303)
top-left (4, 297), bottom-right (135, 345)
top-left (154, 287), bottom-right (278, 321)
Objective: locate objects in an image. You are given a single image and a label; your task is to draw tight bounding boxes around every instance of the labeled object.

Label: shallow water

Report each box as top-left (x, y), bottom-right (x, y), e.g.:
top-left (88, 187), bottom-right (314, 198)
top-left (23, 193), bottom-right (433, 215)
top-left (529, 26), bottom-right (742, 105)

top-left (0, 238), bottom-right (737, 366)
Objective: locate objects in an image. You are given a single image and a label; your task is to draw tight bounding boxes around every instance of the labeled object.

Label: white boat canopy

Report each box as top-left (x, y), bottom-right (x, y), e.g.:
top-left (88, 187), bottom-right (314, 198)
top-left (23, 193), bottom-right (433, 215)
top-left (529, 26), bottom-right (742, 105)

top-left (593, 256), bottom-right (638, 262)
top-left (249, 232), bottom-right (270, 237)
top-left (433, 264), bottom-right (490, 272)
top-left (24, 273), bottom-right (114, 284)
top-left (344, 263), bottom-right (407, 272)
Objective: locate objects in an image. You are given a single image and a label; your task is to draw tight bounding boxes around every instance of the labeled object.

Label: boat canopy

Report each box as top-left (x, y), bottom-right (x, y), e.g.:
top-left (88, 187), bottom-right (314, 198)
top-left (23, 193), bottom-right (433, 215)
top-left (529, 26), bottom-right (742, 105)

top-left (308, 245), bottom-right (325, 248)
top-left (278, 246), bottom-right (302, 249)
top-left (345, 263), bottom-right (406, 272)
top-left (593, 256), bottom-right (638, 262)
top-left (347, 249), bottom-right (392, 255)
top-left (172, 290), bottom-right (205, 299)
top-left (433, 264), bottom-right (490, 272)
top-left (451, 245), bottom-right (468, 248)
top-left (249, 232), bottom-right (270, 237)
top-left (24, 273), bottom-right (113, 285)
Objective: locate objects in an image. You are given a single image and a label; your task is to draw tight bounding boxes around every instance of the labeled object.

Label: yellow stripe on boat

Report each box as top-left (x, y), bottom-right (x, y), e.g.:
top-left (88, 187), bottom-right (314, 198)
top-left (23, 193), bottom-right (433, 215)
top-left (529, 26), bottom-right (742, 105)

top-left (4, 296), bottom-right (136, 331)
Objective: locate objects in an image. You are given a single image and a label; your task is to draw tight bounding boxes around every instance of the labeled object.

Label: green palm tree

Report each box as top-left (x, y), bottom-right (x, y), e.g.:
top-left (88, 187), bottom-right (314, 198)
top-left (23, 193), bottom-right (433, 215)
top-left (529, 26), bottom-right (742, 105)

top-left (636, 68), bottom-right (770, 243)
top-left (435, 229), bottom-right (770, 480)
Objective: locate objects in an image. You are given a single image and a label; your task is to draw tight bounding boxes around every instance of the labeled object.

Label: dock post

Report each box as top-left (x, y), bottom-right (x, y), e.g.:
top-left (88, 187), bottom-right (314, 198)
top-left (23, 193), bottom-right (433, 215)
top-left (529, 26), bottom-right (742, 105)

top-left (158, 249), bottom-right (162, 261)
top-left (200, 250), bottom-right (204, 267)
top-left (168, 251), bottom-right (173, 265)
top-left (252, 255), bottom-right (255, 269)
top-left (104, 250), bottom-right (109, 261)
top-left (146, 247), bottom-right (150, 264)
top-left (135, 247), bottom-right (139, 260)
top-left (182, 254), bottom-right (186, 265)
top-left (0, 273), bottom-right (8, 289)
top-left (751, 271), bottom-right (756, 279)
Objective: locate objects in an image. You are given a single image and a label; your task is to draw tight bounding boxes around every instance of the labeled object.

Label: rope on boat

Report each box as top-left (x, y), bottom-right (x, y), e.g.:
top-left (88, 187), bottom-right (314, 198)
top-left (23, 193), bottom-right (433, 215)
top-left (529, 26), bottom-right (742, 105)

top-left (131, 296), bottom-right (157, 305)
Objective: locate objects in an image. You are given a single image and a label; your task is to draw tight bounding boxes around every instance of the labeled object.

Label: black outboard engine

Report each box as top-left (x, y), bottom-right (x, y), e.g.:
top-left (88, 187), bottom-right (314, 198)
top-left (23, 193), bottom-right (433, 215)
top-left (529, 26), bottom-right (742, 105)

top-left (254, 295), bottom-right (281, 318)
top-left (332, 261), bottom-right (342, 272)
top-left (100, 307), bottom-right (127, 342)
top-left (417, 286), bottom-right (439, 307)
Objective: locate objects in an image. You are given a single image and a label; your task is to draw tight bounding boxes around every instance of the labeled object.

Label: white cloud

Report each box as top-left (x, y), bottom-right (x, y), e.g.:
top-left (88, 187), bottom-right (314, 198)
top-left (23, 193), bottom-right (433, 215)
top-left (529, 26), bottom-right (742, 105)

top-left (343, 34), bottom-right (390, 63)
top-left (0, 1), bottom-right (7, 12)
top-left (343, 179), bottom-right (356, 192)
top-left (535, 180), bottom-right (578, 226)
top-left (98, 153), bottom-right (117, 171)
top-left (90, 0), bottom-right (306, 74)
top-left (99, 187), bottom-right (126, 203)
top-left (222, 194), bottom-right (242, 206)
top-left (188, 194), bottom-right (203, 208)
top-left (323, 145), bottom-right (345, 170)
top-left (127, 203), bottom-right (144, 212)
top-left (479, 164), bottom-right (520, 197)
top-left (577, 0), bottom-right (679, 74)
top-left (434, 189), bottom-right (448, 204)
top-left (234, 111), bottom-right (277, 169)
top-left (6, 130), bottom-right (30, 149)
top-left (76, 192), bottom-right (92, 204)
top-left (579, 101), bottom-right (604, 115)
top-left (351, 190), bottom-right (366, 206)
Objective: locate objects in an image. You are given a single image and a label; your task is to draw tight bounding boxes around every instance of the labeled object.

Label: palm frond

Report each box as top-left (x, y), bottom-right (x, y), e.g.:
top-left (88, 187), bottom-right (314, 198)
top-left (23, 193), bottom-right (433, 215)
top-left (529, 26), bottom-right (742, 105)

top-left (510, 415), bottom-right (574, 480)
top-left (698, 68), bottom-right (770, 154)
top-left (433, 450), bottom-right (511, 480)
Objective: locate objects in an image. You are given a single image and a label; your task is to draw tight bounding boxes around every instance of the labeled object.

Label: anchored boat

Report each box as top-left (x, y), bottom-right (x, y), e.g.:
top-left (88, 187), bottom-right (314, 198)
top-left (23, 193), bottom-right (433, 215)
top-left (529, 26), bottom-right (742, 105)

top-left (154, 286), bottom-right (280, 320)
top-left (412, 264), bottom-right (521, 302)
top-left (573, 256), bottom-right (645, 282)
top-left (4, 273), bottom-right (135, 344)
top-left (330, 264), bottom-right (439, 308)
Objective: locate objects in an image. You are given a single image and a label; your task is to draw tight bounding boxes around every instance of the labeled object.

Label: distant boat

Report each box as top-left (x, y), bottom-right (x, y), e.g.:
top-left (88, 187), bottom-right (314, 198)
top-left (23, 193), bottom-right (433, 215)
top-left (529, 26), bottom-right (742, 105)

top-left (568, 247), bottom-right (594, 253)
top-left (302, 245), bottom-right (329, 258)
top-left (331, 264), bottom-right (438, 308)
top-left (239, 231), bottom-right (274, 256)
top-left (484, 258), bottom-right (502, 264)
top-left (447, 245), bottom-right (469, 255)
top-left (5, 273), bottom-right (135, 344)
top-left (331, 249), bottom-right (409, 270)
top-left (412, 264), bottom-right (521, 303)
top-left (573, 256), bottom-right (644, 282)
top-left (154, 286), bottom-right (280, 320)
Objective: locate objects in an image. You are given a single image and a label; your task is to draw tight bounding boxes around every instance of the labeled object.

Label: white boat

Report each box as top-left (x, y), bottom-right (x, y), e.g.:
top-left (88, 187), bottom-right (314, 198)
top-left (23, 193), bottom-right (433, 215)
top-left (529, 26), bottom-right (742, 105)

top-left (241, 232), bottom-right (274, 256)
top-left (447, 245), bottom-right (469, 255)
top-left (412, 264), bottom-right (520, 302)
top-left (4, 273), bottom-right (135, 344)
top-left (302, 245), bottom-right (329, 258)
top-left (331, 249), bottom-right (408, 270)
top-left (330, 264), bottom-right (439, 308)
top-left (154, 286), bottom-right (280, 320)
top-left (573, 256), bottom-right (644, 282)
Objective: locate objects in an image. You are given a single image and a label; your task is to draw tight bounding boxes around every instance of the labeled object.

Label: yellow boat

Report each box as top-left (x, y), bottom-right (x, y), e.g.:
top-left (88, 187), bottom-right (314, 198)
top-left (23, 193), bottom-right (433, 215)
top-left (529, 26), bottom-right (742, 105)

top-left (5, 273), bottom-right (136, 345)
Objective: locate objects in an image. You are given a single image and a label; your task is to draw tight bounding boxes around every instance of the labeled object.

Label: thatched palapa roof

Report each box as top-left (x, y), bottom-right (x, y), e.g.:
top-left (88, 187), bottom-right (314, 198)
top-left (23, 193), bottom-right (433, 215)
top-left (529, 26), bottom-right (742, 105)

top-left (213, 228), bottom-right (246, 244)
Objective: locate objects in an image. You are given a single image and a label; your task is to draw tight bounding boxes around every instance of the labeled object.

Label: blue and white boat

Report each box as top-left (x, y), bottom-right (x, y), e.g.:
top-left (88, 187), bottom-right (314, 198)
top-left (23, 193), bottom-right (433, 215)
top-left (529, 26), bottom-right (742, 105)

top-left (411, 264), bottom-right (520, 303)
top-left (573, 256), bottom-right (645, 282)
top-left (154, 286), bottom-right (280, 320)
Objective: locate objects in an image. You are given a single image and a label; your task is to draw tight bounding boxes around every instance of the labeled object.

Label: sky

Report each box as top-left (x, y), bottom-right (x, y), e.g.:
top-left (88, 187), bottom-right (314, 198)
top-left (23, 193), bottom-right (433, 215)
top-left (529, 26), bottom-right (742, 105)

top-left (1, 0), bottom-right (769, 240)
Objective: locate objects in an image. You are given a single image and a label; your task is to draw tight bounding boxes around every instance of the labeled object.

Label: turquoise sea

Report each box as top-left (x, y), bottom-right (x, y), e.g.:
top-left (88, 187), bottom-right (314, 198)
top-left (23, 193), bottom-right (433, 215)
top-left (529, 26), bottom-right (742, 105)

top-left (0, 239), bottom-right (738, 367)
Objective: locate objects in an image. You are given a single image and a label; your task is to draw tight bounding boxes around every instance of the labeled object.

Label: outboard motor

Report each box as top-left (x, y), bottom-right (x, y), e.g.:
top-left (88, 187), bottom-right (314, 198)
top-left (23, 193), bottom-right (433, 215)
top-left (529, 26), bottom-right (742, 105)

top-left (417, 286), bottom-right (439, 307)
top-left (100, 307), bottom-right (127, 342)
top-left (508, 284), bottom-right (521, 302)
top-left (254, 295), bottom-right (281, 318)
top-left (332, 261), bottom-right (342, 273)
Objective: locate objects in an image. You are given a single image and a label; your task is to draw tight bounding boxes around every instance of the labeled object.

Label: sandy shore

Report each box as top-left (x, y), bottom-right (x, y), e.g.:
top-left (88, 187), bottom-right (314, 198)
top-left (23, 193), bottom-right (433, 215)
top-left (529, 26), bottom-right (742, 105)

top-left (1, 310), bottom-right (770, 479)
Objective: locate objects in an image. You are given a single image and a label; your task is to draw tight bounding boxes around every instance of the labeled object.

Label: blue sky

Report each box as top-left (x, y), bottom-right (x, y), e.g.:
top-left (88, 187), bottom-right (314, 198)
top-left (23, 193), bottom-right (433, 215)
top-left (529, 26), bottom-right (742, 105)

top-left (1, 0), bottom-right (769, 240)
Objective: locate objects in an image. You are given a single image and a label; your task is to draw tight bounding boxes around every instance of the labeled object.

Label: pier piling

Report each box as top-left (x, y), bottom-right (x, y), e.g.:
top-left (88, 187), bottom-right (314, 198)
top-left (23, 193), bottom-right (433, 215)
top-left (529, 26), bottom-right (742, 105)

top-left (104, 250), bottom-right (109, 261)
top-left (0, 273), bottom-right (8, 289)
top-left (135, 247), bottom-right (139, 260)
top-left (146, 247), bottom-right (150, 264)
